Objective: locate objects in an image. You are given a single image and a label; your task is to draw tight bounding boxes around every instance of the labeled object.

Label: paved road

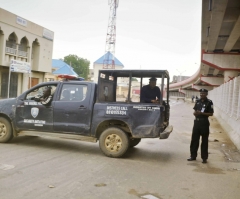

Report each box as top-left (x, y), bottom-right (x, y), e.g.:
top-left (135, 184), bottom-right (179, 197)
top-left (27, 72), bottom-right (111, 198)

top-left (1, 100), bottom-right (240, 199)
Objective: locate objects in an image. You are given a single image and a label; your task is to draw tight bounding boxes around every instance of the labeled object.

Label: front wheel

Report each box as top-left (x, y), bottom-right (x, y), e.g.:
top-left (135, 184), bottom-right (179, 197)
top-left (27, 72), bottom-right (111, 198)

top-left (99, 127), bottom-right (129, 158)
top-left (0, 117), bottom-right (13, 143)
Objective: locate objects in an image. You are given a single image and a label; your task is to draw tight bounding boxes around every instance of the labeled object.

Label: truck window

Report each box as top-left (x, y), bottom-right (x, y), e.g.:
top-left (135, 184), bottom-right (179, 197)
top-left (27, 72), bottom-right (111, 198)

top-left (98, 74), bottom-right (115, 102)
top-left (26, 85), bottom-right (57, 100)
top-left (59, 84), bottom-right (87, 101)
top-left (116, 77), bottom-right (141, 103)
top-left (98, 73), bottom-right (142, 103)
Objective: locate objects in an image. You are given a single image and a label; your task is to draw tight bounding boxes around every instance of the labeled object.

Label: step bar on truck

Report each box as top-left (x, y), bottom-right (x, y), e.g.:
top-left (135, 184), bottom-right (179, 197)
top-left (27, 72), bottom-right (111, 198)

top-left (18, 131), bottom-right (97, 143)
top-left (160, 125), bottom-right (173, 139)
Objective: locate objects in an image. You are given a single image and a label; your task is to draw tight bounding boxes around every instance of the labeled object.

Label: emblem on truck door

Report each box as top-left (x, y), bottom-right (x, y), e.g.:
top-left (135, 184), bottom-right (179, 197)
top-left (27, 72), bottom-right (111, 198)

top-left (31, 107), bottom-right (39, 118)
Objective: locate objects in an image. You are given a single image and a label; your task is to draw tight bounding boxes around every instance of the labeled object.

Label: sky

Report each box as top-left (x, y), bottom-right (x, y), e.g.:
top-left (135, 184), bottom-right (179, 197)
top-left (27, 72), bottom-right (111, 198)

top-left (0, 0), bottom-right (202, 79)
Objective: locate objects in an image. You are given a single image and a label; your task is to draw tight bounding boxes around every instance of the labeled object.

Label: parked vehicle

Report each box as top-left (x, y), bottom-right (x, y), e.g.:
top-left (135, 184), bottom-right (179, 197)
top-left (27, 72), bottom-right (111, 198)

top-left (0, 70), bottom-right (173, 157)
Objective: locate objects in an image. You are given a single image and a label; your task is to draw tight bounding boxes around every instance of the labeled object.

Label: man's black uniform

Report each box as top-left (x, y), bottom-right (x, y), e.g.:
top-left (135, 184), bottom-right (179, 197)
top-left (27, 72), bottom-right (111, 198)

top-left (190, 95), bottom-right (214, 160)
top-left (140, 85), bottom-right (161, 103)
top-left (140, 77), bottom-right (161, 103)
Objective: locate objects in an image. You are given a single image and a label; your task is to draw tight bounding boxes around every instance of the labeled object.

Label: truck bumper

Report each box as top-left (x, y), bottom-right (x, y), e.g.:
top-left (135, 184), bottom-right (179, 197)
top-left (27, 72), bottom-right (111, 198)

top-left (159, 125), bottom-right (173, 139)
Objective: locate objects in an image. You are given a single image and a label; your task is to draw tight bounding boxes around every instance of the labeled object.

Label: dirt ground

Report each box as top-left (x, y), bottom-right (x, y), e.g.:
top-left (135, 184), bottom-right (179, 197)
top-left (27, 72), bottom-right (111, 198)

top-left (0, 99), bottom-right (240, 199)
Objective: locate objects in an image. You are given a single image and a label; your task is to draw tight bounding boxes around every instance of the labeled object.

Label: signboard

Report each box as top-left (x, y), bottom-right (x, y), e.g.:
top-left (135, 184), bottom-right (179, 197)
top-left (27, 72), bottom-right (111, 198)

top-left (43, 28), bottom-right (54, 41)
top-left (16, 16), bottom-right (27, 27)
top-left (8, 60), bottom-right (31, 98)
top-left (10, 59), bottom-right (31, 73)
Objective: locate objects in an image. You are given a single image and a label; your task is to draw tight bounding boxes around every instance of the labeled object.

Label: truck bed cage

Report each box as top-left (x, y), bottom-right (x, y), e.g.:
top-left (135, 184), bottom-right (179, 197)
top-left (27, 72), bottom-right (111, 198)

top-left (98, 70), bottom-right (170, 79)
top-left (97, 70), bottom-right (170, 104)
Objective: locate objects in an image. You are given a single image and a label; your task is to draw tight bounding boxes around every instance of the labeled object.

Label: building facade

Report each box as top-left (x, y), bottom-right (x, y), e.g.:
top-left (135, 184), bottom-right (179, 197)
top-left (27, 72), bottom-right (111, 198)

top-left (92, 52), bottom-right (124, 83)
top-left (0, 8), bottom-right (54, 98)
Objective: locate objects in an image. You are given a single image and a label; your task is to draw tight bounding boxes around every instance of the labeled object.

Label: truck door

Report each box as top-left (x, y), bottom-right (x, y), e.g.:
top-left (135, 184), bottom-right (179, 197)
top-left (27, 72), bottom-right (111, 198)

top-left (53, 83), bottom-right (92, 135)
top-left (15, 85), bottom-right (56, 131)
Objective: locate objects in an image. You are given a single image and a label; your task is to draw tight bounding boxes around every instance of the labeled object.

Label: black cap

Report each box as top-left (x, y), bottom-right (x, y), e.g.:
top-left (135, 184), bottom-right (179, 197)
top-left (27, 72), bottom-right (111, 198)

top-left (199, 88), bottom-right (208, 93)
top-left (149, 77), bottom-right (157, 81)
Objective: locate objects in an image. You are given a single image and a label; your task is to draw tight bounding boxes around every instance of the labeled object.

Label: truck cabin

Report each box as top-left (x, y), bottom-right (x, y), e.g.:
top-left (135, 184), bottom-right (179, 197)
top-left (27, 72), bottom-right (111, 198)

top-left (97, 70), bottom-right (170, 106)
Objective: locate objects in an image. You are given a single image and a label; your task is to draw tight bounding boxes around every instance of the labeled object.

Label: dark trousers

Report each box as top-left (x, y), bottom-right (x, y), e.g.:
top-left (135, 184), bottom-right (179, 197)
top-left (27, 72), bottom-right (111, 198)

top-left (190, 119), bottom-right (210, 159)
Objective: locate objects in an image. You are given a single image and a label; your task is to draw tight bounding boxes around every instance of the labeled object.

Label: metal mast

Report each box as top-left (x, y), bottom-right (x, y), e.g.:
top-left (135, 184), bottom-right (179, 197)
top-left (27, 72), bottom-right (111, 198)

top-left (103, 0), bottom-right (119, 69)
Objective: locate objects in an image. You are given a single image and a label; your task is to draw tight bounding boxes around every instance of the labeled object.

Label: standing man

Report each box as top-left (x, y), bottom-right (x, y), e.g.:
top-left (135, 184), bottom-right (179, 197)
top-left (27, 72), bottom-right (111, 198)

top-left (192, 95), bottom-right (195, 103)
top-left (140, 77), bottom-right (161, 103)
top-left (187, 89), bottom-right (214, 163)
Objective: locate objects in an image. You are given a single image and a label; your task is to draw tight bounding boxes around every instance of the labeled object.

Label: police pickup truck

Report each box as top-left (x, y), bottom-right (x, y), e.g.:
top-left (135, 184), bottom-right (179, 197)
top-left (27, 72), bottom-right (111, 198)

top-left (0, 70), bottom-right (173, 158)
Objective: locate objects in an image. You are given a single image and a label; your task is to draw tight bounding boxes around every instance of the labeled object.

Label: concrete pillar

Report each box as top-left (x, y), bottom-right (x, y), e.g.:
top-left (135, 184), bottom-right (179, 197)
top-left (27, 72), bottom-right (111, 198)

top-left (27, 46), bottom-right (31, 63)
top-left (22, 73), bottom-right (29, 92)
top-left (224, 71), bottom-right (239, 82)
top-left (0, 31), bottom-right (4, 64)
top-left (16, 44), bottom-right (19, 60)
top-left (17, 73), bottom-right (22, 95)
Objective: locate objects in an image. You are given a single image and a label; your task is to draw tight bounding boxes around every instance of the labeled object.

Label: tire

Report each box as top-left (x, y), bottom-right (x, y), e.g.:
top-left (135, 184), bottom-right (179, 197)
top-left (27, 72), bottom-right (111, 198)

top-left (0, 117), bottom-right (13, 143)
top-left (99, 127), bottom-right (129, 158)
top-left (129, 138), bottom-right (141, 148)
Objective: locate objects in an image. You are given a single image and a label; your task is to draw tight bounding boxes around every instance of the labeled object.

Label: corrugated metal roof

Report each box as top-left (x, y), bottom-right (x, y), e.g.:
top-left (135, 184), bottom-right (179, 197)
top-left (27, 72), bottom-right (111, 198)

top-left (94, 52), bottom-right (124, 67)
top-left (53, 64), bottom-right (78, 77)
top-left (52, 59), bottom-right (67, 68)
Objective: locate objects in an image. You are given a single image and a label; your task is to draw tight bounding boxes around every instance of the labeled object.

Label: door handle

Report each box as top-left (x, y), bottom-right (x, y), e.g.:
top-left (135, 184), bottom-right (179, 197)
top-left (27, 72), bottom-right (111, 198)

top-left (79, 105), bottom-right (86, 109)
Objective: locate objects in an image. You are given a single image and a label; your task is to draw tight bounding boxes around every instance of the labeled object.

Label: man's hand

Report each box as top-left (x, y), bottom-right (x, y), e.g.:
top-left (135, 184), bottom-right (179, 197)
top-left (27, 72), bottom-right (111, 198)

top-left (193, 110), bottom-right (202, 116)
top-left (194, 111), bottom-right (213, 117)
top-left (151, 99), bottom-right (159, 104)
top-left (34, 96), bottom-right (41, 102)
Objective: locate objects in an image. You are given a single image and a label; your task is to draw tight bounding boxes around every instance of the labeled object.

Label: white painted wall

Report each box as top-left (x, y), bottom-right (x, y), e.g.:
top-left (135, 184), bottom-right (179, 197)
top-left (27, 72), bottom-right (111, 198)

top-left (208, 76), bottom-right (240, 150)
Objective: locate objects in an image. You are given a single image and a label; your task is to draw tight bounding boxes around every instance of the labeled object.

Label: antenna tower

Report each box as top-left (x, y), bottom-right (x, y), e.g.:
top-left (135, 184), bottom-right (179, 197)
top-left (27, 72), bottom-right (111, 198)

top-left (103, 0), bottom-right (119, 69)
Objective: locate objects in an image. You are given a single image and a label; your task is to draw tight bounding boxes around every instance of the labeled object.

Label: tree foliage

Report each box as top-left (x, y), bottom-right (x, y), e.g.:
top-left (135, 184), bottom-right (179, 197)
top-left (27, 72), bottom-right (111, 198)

top-left (64, 54), bottom-right (90, 80)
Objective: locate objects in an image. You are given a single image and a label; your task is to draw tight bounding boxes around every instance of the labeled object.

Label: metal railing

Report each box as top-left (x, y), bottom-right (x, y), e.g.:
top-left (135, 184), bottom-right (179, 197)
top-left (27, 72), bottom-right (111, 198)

top-left (6, 41), bottom-right (17, 48)
top-left (5, 47), bottom-right (17, 55)
top-left (208, 76), bottom-right (240, 120)
top-left (18, 50), bottom-right (28, 57)
top-left (5, 45), bottom-right (28, 57)
top-left (169, 92), bottom-right (185, 97)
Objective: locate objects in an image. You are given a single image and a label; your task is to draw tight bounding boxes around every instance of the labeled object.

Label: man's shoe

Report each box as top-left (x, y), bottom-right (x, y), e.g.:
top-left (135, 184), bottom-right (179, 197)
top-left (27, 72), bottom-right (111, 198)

top-left (187, 157), bottom-right (196, 161)
top-left (202, 159), bottom-right (207, 164)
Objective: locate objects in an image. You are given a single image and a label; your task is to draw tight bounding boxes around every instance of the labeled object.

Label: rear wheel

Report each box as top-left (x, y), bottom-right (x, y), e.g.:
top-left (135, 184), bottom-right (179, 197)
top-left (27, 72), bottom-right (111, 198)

top-left (99, 127), bottom-right (129, 158)
top-left (0, 117), bottom-right (13, 143)
top-left (129, 138), bottom-right (141, 148)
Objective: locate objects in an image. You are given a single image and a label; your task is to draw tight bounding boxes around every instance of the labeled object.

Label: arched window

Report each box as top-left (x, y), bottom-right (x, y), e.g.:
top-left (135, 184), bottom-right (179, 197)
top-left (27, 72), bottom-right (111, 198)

top-left (18, 37), bottom-right (29, 57)
top-left (6, 32), bottom-right (18, 55)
